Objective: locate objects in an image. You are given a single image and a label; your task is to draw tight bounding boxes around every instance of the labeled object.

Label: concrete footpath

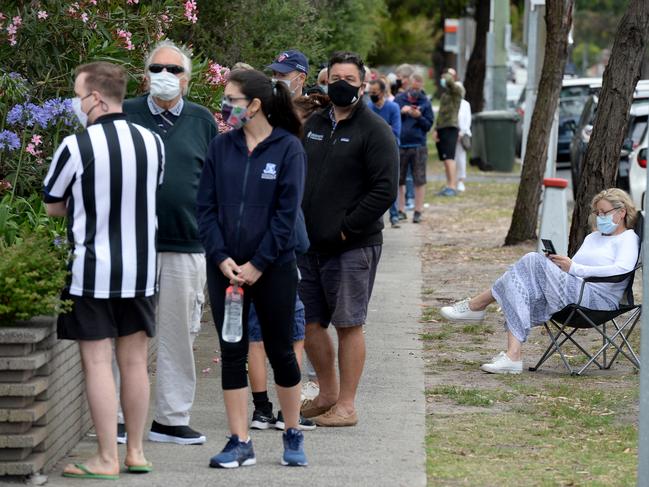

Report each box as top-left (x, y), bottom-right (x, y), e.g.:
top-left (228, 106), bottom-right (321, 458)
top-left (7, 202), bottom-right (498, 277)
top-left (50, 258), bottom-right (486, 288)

top-left (44, 223), bottom-right (425, 487)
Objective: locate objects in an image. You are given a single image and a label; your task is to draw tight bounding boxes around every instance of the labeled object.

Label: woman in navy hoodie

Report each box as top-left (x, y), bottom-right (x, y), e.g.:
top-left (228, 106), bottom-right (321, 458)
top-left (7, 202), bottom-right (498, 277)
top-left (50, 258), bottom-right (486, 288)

top-left (197, 69), bottom-right (307, 468)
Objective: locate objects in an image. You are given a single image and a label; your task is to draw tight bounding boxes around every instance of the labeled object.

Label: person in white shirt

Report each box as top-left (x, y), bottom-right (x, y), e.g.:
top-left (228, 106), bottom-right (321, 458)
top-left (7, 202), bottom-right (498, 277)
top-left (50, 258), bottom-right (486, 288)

top-left (455, 98), bottom-right (472, 192)
top-left (439, 188), bottom-right (639, 374)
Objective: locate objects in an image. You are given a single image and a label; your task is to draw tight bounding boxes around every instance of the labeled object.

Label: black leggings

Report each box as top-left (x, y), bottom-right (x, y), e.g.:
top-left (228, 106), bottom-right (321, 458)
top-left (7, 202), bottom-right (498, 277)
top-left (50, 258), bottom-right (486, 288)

top-left (206, 260), bottom-right (301, 390)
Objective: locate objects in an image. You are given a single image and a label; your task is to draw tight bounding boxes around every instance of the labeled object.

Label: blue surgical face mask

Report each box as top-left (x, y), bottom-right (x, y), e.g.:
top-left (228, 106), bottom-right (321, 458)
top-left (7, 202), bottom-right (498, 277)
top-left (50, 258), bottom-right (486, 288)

top-left (440, 78), bottom-right (447, 88)
top-left (596, 212), bottom-right (619, 235)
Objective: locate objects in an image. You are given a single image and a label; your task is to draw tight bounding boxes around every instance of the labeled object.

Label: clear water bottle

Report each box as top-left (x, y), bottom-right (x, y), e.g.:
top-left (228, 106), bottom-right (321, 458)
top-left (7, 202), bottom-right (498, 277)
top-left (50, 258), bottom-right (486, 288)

top-left (222, 284), bottom-right (243, 343)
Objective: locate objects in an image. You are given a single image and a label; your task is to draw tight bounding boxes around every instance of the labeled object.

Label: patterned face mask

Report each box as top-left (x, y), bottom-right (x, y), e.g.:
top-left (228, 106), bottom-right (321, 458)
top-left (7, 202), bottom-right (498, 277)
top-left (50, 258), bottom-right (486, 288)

top-left (221, 100), bottom-right (250, 129)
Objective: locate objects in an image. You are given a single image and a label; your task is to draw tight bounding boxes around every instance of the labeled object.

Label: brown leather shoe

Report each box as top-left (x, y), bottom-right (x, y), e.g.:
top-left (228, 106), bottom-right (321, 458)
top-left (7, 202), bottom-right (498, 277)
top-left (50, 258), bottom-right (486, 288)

top-left (300, 398), bottom-right (334, 418)
top-left (312, 406), bottom-right (358, 427)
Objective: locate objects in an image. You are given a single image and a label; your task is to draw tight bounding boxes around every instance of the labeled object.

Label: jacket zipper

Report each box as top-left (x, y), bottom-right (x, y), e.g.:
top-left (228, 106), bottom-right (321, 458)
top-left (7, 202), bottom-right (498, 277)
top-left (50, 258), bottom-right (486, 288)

top-left (234, 153), bottom-right (252, 258)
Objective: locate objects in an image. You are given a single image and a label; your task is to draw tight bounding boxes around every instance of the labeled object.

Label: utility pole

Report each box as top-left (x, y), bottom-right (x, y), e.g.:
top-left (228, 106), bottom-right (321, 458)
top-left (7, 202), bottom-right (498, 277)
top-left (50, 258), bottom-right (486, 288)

top-left (485, 0), bottom-right (510, 110)
top-left (640, 178), bottom-right (649, 485)
top-left (522, 0), bottom-right (546, 161)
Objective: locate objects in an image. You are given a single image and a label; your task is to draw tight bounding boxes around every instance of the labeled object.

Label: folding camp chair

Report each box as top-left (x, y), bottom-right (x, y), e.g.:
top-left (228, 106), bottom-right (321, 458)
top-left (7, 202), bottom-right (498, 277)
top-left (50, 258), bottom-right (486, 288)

top-left (529, 214), bottom-right (643, 376)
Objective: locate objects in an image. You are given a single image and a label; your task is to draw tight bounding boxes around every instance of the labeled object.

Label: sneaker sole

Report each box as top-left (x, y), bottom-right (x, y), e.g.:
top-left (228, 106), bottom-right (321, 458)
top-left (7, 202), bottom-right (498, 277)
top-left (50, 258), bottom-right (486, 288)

top-left (275, 421), bottom-right (317, 432)
top-left (210, 457), bottom-right (256, 469)
top-left (250, 420), bottom-right (273, 430)
top-left (148, 431), bottom-right (206, 445)
top-left (439, 309), bottom-right (485, 322)
top-left (480, 365), bottom-right (522, 374)
top-left (117, 436), bottom-right (127, 445)
top-left (281, 458), bottom-right (308, 467)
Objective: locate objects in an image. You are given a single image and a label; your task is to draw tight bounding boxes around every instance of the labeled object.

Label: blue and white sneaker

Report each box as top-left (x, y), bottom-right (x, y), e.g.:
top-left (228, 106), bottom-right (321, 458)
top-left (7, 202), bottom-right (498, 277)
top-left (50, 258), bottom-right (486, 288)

top-left (281, 428), bottom-right (308, 466)
top-left (209, 435), bottom-right (256, 469)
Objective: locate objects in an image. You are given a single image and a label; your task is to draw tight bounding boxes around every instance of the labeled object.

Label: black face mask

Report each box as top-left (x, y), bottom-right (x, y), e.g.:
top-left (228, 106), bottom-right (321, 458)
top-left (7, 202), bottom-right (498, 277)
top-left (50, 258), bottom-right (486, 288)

top-left (370, 94), bottom-right (381, 103)
top-left (328, 80), bottom-right (361, 107)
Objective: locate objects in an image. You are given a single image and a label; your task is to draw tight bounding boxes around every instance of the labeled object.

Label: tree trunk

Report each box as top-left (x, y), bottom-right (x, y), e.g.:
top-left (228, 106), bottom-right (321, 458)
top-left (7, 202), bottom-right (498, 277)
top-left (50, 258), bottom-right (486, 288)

top-left (504, 0), bottom-right (574, 246)
top-left (463, 0), bottom-right (490, 113)
top-left (568, 0), bottom-right (649, 255)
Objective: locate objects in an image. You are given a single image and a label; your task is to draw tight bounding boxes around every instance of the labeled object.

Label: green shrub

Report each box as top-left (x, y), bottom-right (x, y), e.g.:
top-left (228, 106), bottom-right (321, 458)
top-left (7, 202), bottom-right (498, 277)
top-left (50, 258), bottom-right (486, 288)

top-left (0, 194), bottom-right (66, 246)
top-left (0, 229), bottom-right (71, 324)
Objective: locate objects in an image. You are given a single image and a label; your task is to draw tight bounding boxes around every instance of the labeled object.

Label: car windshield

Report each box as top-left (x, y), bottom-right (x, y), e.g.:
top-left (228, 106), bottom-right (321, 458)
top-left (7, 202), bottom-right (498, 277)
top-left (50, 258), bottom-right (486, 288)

top-left (561, 85), bottom-right (591, 99)
top-left (630, 115), bottom-right (648, 146)
top-left (560, 97), bottom-right (586, 118)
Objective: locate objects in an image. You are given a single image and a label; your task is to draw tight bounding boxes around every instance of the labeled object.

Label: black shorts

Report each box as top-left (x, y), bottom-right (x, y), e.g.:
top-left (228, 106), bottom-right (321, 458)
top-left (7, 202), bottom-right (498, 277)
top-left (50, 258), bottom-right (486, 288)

top-left (399, 146), bottom-right (428, 186)
top-left (57, 291), bottom-right (156, 340)
top-left (436, 126), bottom-right (459, 161)
top-left (298, 246), bottom-right (381, 328)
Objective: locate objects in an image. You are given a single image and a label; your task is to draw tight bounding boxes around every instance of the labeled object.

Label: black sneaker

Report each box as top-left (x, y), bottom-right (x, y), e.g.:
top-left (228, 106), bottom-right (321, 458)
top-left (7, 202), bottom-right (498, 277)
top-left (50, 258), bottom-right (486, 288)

top-left (117, 423), bottom-right (127, 444)
top-left (398, 211), bottom-right (407, 221)
top-left (250, 409), bottom-right (277, 430)
top-left (148, 421), bottom-right (206, 445)
top-left (275, 410), bottom-right (316, 431)
top-left (413, 211), bottom-right (422, 224)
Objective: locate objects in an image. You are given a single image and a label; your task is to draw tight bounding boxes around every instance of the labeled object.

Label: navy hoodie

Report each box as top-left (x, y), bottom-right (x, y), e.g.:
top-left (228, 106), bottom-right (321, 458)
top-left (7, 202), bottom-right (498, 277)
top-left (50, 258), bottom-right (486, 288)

top-left (394, 90), bottom-right (434, 147)
top-left (197, 127), bottom-right (306, 272)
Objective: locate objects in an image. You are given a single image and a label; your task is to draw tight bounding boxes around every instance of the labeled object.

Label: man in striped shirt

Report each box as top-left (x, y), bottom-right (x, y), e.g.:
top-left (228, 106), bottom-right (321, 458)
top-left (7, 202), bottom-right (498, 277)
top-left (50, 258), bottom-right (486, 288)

top-left (43, 61), bottom-right (164, 479)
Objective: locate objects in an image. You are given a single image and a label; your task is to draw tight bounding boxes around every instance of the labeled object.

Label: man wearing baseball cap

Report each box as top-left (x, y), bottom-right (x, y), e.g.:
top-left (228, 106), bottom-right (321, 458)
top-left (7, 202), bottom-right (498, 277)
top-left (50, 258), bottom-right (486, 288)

top-left (268, 49), bottom-right (309, 99)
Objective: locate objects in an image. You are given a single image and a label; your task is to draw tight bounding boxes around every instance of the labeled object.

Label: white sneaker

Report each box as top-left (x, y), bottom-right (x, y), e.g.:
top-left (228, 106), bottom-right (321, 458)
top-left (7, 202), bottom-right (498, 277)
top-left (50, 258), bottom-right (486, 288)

top-left (457, 181), bottom-right (466, 192)
top-left (480, 351), bottom-right (523, 374)
top-left (300, 380), bottom-right (319, 402)
top-left (439, 299), bottom-right (485, 322)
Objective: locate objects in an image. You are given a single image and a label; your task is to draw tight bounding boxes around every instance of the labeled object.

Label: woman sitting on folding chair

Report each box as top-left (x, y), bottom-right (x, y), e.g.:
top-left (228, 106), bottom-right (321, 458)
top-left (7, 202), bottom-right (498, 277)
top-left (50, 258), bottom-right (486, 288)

top-left (439, 188), bottom-right (639, 375)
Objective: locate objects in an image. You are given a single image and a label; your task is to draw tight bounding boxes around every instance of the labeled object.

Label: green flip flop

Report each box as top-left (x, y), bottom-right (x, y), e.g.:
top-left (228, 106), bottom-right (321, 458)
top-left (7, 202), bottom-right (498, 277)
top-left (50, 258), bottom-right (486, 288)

top-left (126, 462), bottom-right (153, 474)
top-left (62, 463), bottom-right (119, 480)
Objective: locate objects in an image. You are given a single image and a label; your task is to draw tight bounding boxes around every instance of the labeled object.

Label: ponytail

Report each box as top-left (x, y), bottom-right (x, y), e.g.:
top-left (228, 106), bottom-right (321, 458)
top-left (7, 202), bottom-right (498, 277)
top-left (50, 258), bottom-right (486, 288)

top-left (227, 69), bottom-right (302, 138)
top-left (268, 80), bottom-right (303, 138)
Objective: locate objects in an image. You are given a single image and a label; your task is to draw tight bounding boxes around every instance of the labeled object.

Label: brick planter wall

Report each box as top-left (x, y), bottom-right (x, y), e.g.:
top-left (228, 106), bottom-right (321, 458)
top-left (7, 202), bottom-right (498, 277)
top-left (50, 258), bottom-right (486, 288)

top-left (0, 317), bottom-right (92, 476)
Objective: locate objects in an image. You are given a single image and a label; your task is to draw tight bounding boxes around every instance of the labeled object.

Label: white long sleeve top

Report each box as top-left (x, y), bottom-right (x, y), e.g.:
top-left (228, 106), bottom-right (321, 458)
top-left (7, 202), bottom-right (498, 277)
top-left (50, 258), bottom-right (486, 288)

top-left (569, 229), bottom-right (640, 301)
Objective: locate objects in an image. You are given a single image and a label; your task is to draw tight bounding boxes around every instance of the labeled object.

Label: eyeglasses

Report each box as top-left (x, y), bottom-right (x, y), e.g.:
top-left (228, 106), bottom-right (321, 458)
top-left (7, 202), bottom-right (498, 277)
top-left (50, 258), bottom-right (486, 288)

top-left (222, 96), bottom-right (249, 104)
top-left (592, 207), bottom-right (619, 217)
top-left (148, 64), bottom-right (185, 75)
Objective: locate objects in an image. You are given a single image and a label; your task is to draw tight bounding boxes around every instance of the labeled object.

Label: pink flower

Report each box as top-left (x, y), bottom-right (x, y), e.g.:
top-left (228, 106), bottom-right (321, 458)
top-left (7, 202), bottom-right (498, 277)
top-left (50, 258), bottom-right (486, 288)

top-left (37, 10), bottom-right (48, 20)
top-left (0, 13), bottom-right (6, 22)
top-left (184, 0), bottom-right (198, 24)
top-left (89, 0), bottom-right (97, 4)
top-left (127, 0), bottom-right (139, 4)
top-left (80, 12), bottom-right (89, 23)
top-left (116, 29), bottom-right (134, 51)
top-left (11, 16), bottom-right (21, 26)
top-left (0, 179), bottom-right (12, 192)
top-left (31, 134), bottom-right (42, 146)
top-left (6, 24), bottom-right (16, 35)
top-left (25, 143), bottom-right (39, 156)
top-left (206, 62), bottom-right (230, 87)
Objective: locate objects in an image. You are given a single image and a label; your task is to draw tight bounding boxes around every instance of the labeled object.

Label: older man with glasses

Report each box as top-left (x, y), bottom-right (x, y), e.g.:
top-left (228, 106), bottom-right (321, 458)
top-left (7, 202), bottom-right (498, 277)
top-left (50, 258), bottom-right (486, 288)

top-left (122, 39), bottom-right (218, 445)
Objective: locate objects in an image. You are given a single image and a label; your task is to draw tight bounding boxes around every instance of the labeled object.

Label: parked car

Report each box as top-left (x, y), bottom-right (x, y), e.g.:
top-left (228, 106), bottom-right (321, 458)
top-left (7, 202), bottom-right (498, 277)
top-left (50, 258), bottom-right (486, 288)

top-left (514, 77), bottom-right (601, 162)
top-left (629, 128), bottom-right (649, 211)
top-left (570, 80), bottom-right (649, 197)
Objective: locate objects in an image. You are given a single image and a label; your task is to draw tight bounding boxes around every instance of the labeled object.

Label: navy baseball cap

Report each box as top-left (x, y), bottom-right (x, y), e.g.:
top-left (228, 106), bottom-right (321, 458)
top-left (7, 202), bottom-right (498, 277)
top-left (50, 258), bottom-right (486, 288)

top-left (267, 50), bottom-right (309, 74)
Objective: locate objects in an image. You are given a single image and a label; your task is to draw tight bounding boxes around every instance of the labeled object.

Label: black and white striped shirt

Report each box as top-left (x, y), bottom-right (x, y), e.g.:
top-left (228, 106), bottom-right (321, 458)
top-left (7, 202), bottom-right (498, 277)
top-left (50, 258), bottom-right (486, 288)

top-left (43, 113), bottom-right (165, 299)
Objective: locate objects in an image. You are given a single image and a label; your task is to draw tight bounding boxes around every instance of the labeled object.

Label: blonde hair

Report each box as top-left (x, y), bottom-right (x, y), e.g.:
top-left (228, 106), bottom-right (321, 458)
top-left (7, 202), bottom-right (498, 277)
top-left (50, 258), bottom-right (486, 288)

top-left (591, 188), bottom-right (638, 230)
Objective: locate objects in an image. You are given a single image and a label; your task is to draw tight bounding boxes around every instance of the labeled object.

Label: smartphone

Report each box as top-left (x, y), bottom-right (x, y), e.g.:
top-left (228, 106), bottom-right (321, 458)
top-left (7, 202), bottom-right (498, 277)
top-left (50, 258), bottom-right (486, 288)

top-left (541, 239), bottom-right (557, 255)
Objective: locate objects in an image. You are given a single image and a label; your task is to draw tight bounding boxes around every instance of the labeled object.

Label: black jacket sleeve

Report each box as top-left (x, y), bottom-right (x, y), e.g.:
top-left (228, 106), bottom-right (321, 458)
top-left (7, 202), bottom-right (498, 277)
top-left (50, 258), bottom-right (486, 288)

top-left (341, 121), bottom-right (398, 236)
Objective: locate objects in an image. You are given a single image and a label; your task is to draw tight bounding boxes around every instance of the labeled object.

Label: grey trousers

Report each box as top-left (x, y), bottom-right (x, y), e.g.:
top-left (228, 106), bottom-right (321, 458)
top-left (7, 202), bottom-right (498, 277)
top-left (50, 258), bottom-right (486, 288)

top-left (153, 252), bottom-right (206, 426)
